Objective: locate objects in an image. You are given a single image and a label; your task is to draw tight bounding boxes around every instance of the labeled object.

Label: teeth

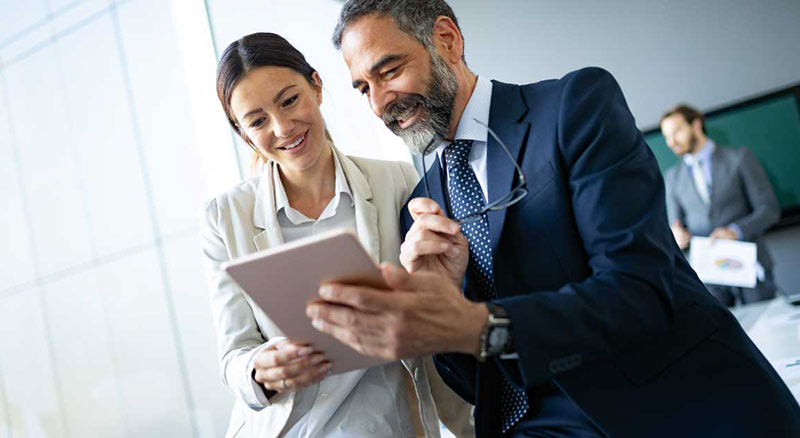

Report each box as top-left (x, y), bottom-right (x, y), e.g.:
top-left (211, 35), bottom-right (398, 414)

top-left (282, 134), bottom-right (304, 150)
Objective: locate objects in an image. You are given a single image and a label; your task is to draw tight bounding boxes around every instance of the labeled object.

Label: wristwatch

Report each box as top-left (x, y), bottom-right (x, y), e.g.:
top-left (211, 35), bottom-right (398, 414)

top-left (477, 303), bottom-right (514, 361)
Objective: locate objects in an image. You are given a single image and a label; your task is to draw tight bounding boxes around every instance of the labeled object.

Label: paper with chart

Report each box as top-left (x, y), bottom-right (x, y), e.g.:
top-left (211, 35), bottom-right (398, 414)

top-left (689, 236), bottom-right (757, 288)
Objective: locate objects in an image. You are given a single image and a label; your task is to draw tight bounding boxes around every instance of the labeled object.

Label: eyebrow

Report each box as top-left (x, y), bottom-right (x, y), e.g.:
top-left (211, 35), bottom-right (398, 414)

top-left (273, 84), bottom-right (297, 104)
top-left (352, 53), bottom-right (407, 89)
top-left (240, 84), bottom-right (298, 121)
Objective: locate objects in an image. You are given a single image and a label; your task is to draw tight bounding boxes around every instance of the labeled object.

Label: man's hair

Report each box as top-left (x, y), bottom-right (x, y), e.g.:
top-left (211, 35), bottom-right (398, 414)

top-left (661, 104), bottom-right (707, 134)
top-left (331, 0), bottom-right (464, 56)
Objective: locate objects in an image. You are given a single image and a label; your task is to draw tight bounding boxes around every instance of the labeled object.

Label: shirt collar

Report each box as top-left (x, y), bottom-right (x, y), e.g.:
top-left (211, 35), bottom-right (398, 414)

top-left (272, 149), bottom-right (353, 223)
top-left (435, 76), bottom-right (493, 159)
top-left (683, 138), bottom-right (715, 166)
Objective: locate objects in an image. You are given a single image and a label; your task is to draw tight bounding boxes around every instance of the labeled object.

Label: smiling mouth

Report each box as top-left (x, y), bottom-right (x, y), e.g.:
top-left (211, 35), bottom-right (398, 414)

top-left (278, 132), bottom-right (307, 150)
top-left (397, 104), bottom-right (421, 130)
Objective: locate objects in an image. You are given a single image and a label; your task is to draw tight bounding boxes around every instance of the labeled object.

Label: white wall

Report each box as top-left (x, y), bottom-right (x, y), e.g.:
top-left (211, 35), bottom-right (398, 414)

top-left (450, 0), bottom-right (800, 129)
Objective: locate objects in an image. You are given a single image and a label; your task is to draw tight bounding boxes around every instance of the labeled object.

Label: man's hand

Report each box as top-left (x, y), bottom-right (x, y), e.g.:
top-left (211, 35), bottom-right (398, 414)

top-left (670, 220), bottom-right (691, 250)
top-left (400, 198), bottom-right (469, 287)
top-left (306, 263), bottom-right (488, 360)
top-left (710, 226), bottom-right (739, 242)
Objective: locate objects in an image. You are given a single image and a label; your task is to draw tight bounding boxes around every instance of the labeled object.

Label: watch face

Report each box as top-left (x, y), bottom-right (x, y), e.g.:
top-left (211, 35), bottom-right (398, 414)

top-left (489, 326), bottom-right (509, 351)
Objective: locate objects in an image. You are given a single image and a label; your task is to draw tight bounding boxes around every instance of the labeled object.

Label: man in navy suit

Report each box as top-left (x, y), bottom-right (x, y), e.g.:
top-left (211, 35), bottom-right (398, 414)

top-left (306, 1), bottom-right (800, 436)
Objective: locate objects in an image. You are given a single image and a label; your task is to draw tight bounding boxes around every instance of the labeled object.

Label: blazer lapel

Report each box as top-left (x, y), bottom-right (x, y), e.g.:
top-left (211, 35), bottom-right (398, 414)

top-left (336, 148), bottom-right (381, 262)
top-left (485, 81), bottom-right (531, 256)
top-left (252, 163), bottom-right (284, 251)
top-left (709, 147), bottom-right (726, 210)
top-left (424, 154), bottom-right (451, 217)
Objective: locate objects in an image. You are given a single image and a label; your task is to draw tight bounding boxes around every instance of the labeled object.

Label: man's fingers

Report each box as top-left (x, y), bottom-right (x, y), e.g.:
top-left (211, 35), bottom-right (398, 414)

top-left (380, 262), bottom-right (411, 290)
top-left (306, 302), bottom-right (361, 330)
top-left (315, 284), bottom-right (390, 311)
top-left (406, 213), bottom-right (460, 237)
top-left (408, 197), bottom-right (445, 220)
top-left (400, 235), bottom-right (451, 261)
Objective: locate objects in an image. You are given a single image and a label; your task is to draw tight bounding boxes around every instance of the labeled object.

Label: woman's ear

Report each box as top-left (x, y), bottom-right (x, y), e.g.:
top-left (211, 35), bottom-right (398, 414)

top-left (311, 71), bottom-right (323, 105)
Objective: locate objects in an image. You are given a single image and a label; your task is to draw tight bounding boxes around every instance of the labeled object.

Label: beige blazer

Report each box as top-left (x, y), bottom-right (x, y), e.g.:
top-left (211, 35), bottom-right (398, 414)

top-left (200, 146), bottom-right (474, 438)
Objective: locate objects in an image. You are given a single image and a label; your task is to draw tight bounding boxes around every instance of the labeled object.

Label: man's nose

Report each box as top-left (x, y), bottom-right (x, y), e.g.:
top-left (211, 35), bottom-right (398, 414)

top-left (369, 84), bottom-right (394, 119)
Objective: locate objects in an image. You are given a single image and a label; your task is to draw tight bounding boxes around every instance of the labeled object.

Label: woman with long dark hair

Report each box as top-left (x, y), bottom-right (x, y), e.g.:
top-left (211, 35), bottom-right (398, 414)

top-left (200, 32), bottom-right (473, 438)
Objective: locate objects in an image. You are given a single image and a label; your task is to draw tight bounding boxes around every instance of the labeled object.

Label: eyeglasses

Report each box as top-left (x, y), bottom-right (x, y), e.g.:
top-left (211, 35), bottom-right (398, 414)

top-left (421, 118), bottom-right (528, 225)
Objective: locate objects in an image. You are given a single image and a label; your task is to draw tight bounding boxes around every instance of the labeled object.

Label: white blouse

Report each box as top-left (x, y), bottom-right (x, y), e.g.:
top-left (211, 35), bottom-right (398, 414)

top-left (247, 153), bottom-right (416, 437)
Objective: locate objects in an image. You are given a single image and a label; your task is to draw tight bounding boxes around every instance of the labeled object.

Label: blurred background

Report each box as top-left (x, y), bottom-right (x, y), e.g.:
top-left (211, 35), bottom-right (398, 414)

top-left (0, 0), bottom-right (798, 436)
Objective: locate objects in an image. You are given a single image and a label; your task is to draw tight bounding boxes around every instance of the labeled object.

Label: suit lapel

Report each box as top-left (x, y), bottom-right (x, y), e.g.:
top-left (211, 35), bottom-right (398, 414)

top-left (679, 162), bottom-right (710, 214)
top-left (425, 154), bottom-right (451, 217)
top-left (252, 164), bottom-right (284, 251)
top-left (709, 147), bottom-right (725, 210)
top-left (485, 81), bottom-right (530, 256)
top-left (337, 148), bottom-right (381, 262)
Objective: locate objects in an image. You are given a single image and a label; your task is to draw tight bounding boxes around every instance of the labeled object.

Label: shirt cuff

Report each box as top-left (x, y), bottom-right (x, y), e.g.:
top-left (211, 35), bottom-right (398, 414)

top-left (728, 223), bottom-right (744, 240)
top-left (246, 337), bottom-right (288, 409)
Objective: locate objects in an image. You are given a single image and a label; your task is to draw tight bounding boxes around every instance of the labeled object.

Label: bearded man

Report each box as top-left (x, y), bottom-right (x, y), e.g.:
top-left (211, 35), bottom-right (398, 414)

top-left (306, 1), bottom-right (800, 436)
top-left (660, 104), bottom-right (780, 307)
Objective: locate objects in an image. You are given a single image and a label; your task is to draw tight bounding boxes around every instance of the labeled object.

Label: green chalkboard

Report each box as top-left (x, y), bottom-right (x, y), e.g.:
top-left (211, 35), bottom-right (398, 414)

top-left (643, 91), bottom-right (800, 212)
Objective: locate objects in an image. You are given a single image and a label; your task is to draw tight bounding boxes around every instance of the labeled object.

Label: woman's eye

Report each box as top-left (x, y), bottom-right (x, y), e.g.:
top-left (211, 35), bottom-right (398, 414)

top-left (282, 94), bottom-right (299, 107)
top-left (249, 117), bottom-right (265, 128)
top-left (359, 86), bottom-right (370, 96)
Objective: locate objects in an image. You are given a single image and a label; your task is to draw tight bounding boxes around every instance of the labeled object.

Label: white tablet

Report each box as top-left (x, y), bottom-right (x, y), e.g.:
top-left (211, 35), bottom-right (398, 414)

top-left (222, 228), bottom-right (390, 374)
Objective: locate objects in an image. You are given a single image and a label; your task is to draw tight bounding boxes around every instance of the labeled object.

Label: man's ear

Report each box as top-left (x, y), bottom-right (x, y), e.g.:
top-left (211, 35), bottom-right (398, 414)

top-left (431, 16), bottom-right (464, 64)
top-left (691, 118), bottom-right (704, 134)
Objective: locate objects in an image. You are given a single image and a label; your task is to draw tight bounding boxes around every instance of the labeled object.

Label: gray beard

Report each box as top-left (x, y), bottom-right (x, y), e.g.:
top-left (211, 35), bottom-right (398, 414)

top-left (381, 51), bottom-right (458, 156)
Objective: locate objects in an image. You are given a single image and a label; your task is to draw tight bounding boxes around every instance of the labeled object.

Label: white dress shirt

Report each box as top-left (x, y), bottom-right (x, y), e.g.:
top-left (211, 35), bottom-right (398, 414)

top-left (248, 152), bottom-right (415, 437)
top-left (433, 75), bottom-right (493, 202)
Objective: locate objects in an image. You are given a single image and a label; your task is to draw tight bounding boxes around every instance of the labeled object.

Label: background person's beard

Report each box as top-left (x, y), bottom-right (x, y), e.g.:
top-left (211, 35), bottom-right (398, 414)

top-left (381, 51), bottom-right (458, 155)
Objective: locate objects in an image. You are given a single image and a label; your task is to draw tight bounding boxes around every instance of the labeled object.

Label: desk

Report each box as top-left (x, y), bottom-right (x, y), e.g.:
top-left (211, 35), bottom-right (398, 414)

top-left (732, 298), bottom-right (800, 400)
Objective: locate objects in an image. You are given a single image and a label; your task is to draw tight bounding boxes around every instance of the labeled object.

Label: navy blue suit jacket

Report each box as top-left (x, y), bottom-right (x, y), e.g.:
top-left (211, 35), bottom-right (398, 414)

top-left (400, 68), bottom-right (800, 437)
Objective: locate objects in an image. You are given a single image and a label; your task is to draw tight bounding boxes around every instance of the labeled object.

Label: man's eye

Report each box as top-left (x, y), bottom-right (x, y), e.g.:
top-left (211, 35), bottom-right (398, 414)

top-left (359, 86), bottom-right (370, 96)
top-left (282, 94), bottom-right (299, 107)
top-left (382, 67), bottom-right (398, 78)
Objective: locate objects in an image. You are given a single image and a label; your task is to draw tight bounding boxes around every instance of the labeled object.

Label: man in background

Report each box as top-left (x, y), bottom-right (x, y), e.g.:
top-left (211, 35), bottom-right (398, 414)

top-left (660, 104), bottom-right (780, 306)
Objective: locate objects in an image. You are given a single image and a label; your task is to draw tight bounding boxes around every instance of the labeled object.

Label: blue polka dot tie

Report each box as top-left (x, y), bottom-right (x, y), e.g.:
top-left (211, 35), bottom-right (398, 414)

top-left (444, 140), bottom-right (529, 433)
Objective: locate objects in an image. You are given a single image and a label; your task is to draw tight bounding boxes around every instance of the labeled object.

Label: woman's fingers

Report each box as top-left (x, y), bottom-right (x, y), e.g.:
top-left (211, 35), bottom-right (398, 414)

top-left (255, 353), bottom-right (333, 392)
top-left (253, 345), bottom-right (332, 393)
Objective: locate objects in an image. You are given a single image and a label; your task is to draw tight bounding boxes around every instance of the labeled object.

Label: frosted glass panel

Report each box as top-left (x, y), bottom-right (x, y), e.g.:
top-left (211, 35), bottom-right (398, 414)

top-left (0, 0), bottom-right (49, 42)
top-left (115, 0), bottom-right (209, 238)
top-left (162, 234), bottom-right (232, 438)
top-left (95, 249), bottom-right (193, 436)
top-left (0, 79), bottom-right (36, 289)
top-left (55, 13), bottom-right (154, 257)
top-left (42, 270), bottom-right (128, 437)
top-left (0, 289), bottom-right (66, 437)
top-left (3, 45), bottom-right (94, 276)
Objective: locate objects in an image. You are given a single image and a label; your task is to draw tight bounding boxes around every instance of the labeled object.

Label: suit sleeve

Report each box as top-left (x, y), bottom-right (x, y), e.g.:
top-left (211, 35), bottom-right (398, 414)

top-left (497, 68), bottom-right (678, 388)
top-left (664, 168), bottom-right (684, 226)
top-left (729, 148), bottom-right (780, 240)
top-left (199, 198), bottom-right (289, 410)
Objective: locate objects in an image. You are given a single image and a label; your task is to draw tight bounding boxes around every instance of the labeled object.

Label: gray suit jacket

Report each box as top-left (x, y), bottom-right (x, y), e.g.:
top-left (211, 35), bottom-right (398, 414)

top-left (664, 145), bottom-right (780, 270)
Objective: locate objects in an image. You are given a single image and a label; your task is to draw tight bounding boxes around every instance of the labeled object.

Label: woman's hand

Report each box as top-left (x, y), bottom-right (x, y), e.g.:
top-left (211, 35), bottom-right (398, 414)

top-left (252, 340), bottom-right (331, 394)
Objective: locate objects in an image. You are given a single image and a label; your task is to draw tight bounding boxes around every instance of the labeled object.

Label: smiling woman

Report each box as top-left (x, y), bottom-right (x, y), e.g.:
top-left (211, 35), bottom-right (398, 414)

top-left (202, 32), bottom-right (474, 438)
top-left (216, 33), bottom-right (335, 175)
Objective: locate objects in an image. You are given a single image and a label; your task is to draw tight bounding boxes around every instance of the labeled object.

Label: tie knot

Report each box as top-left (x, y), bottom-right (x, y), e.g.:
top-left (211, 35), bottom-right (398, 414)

top-left (444, 139), bottom-right (474, 168)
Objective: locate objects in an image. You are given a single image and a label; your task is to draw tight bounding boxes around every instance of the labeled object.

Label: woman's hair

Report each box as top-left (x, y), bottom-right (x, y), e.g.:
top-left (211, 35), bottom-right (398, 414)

top-left (216, 32), bottom-right (333, 172)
